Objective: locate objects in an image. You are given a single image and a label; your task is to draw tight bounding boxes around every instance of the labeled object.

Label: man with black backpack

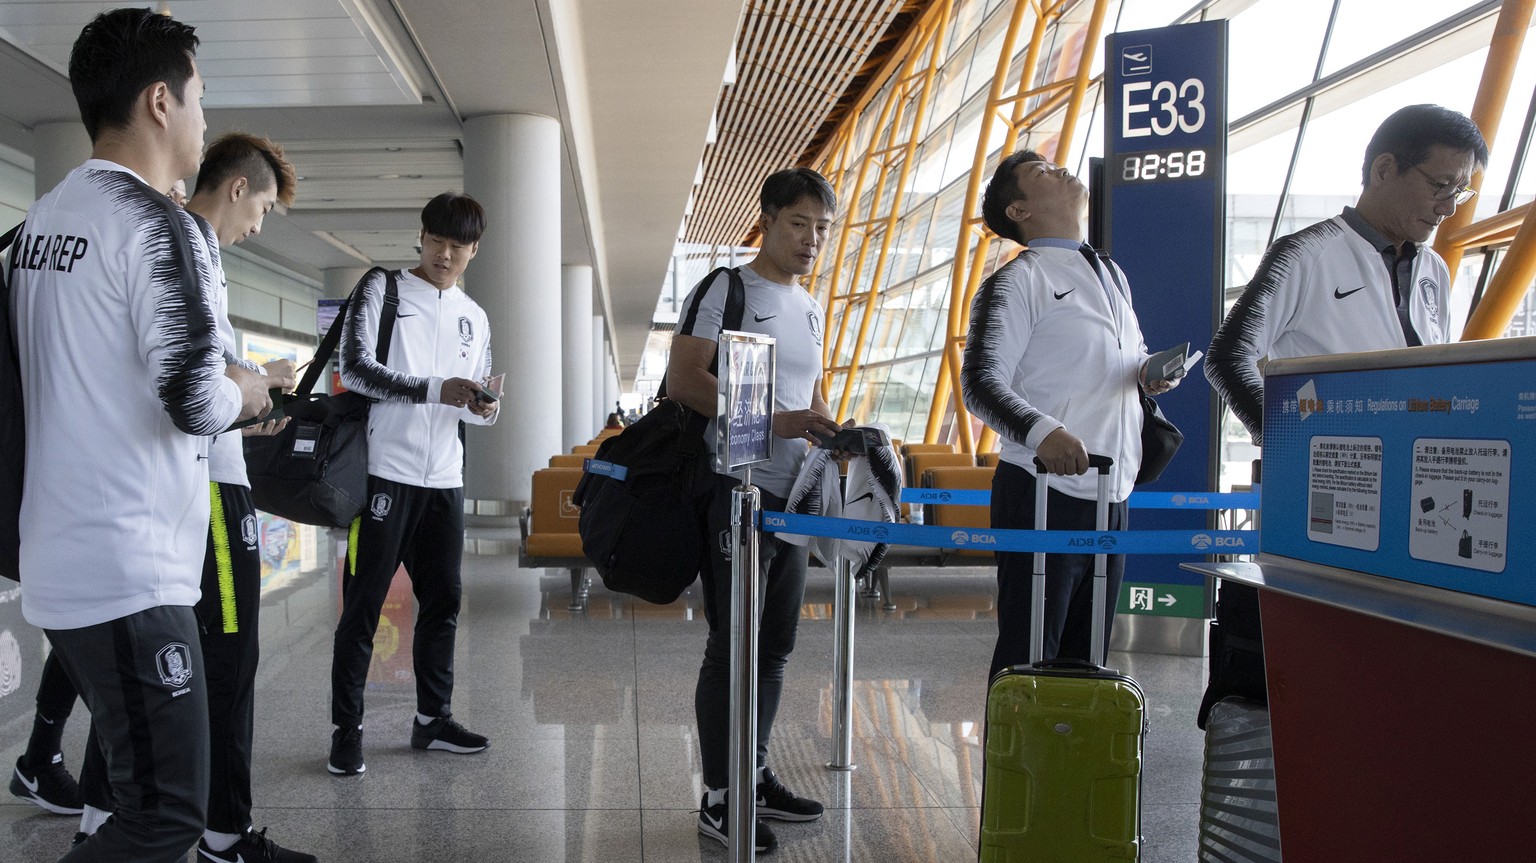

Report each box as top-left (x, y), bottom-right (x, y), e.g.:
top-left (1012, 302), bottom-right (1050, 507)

top-left (8, 9), bottom-right (270, 862)
top-left (326, 193), bottom-right (498, 777)
top-left (666, 168), bottom-right (842, 855)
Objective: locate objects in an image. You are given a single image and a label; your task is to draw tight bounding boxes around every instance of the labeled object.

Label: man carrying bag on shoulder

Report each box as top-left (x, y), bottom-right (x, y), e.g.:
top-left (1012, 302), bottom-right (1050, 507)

top-left (326, 193), bottom-right (497, 777)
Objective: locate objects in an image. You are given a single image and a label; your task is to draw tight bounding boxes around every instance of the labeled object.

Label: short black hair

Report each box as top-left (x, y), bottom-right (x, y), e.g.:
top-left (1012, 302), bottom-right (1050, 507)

top-left (420, 193), bottom-right (486, 244)
top-left (760, 168), bottom-right (836, 217)
top-left (68, 8), bottom-right (200, 143)
top-left (1362, 104), bottom-right (1490, 186)
top-left (195, 132), bottom-right (297, 207)
top-left (981, 150), bottom-right (1046, 244)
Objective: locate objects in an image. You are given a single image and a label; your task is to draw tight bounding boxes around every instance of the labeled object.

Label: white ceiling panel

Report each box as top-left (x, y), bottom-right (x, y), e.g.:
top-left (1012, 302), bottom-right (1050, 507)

top-left (0, 0), bottom-right (745, 381)
top-left (0, 0), bottom-right (421, 108)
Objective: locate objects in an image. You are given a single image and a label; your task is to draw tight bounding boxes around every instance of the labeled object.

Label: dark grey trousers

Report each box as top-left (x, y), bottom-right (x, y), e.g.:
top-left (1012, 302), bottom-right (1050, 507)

top-left (49, 605), bottom-right (208, 863)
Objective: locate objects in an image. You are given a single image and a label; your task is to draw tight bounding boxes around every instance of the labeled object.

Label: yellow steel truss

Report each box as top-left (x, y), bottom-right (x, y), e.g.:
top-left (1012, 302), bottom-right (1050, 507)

top-left (1450, 0), bottom-right (1536, 340)
top-left (808, 0), bottom-right (1535, 447)
top-left (925, 0), bottom-right (1109, 453)
top-left (818, 2), bottom-right (953, 415)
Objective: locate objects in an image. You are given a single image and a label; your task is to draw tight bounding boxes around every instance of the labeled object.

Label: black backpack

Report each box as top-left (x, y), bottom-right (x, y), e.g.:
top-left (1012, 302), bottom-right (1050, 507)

top-left (573, 267), bottom-right (744, 604)
top-left (0, 223), bottom-right (22, 581)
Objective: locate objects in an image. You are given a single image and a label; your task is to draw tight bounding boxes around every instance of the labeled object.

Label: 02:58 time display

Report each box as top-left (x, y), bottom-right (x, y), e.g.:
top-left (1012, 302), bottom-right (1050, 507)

top-left (1121, 148), bottom-right (1208, 182)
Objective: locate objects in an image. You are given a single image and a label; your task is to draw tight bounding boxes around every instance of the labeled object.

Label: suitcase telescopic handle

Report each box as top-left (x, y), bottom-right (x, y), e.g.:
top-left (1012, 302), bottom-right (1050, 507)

top-left (1032, 454), bottom-right (1114, 473)
top-left (1029, 453), bottom-right (1115, 667)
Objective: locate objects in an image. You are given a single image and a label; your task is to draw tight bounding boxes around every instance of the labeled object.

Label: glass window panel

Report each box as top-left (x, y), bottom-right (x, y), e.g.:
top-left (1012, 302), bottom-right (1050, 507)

top-left (847, 363), bottom-right (890, 421)
top-left (1114, 0), bottom-right (1196, 32)
top-left (871, 294), bottom-right (908, 363)
top-left (835, 301), bottom-right (866, 366)
top-left (932, 33), bottom-right (976, 129)
top-left (867, 357), bottom-right (934, 438)
top-left (963, 8), bottom-right (1008, 106)
top-left (894, 199), bottom-right (937, 284)
top-left (1226, 0), bottom-right (1334, 118)
top-left (1321, 1), bottom-right (1486, 78)
top-left (926, 182), bottom-right (968, 274)
top-left (945, 100), bottom-right (984, 190)
top-left (1280, 45), bottom-right (1487, 217)
top-left (911, 120), bottom-right (953, 197)
top-left (1227, 127), bottom-right (1301, 288)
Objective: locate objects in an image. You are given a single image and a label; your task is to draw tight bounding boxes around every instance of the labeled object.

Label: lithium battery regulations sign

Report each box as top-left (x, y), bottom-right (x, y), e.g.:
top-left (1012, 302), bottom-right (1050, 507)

top-left (1409, 439), bottom-right (1509, 573)
top-left (1261, 344), bottom-right (1536, 608)
top-left (1307, 436), bottom-right (1382, 551)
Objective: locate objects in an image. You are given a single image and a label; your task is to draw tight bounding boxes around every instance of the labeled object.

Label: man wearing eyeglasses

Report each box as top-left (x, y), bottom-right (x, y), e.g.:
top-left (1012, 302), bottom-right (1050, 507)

top-left (1207, 103), bottom-right (1488, 444)
top-left (1201, 103), bottom-right (1487, 728)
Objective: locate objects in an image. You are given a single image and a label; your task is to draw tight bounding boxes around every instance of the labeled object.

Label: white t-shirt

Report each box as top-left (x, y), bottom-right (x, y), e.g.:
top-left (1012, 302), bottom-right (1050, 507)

top-left (11, 160), bottom-right (241, 629)
top-left (676, 266), bottom-right (826, 498)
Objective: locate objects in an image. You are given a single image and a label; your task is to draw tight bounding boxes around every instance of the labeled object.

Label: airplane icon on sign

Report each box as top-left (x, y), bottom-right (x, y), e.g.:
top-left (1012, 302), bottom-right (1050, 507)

top-left (1121, 45), bottom-right (1152, 76)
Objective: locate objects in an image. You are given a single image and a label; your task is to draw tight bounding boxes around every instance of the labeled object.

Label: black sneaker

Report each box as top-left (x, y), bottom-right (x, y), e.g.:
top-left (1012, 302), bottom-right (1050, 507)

top-left (327, 726), bottom-right (365, 775)
top-left (697, 793), bottom-right (777, 854)
top-left (410, 715), bottom-right (489, 754)
top-left (755, 767), bottom-right (824, 822)
top-left (198, 827), bottom-right (317, 863)
top-left (9, 754), bottom-right (84, 815)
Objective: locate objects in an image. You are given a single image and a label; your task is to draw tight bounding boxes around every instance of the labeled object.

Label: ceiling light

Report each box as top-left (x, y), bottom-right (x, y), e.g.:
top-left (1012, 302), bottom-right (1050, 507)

top-left (378, 174), bottom-right (400, 180)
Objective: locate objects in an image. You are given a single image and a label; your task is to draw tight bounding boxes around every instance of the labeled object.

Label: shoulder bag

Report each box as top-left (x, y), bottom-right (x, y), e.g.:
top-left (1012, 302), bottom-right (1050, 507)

top-left (245, 267), bottom-right (397, 527)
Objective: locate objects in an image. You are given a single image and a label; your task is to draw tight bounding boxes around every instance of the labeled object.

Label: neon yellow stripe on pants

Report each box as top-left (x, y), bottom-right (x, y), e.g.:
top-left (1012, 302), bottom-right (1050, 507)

top-left (209, 482), bottom-right (238, 634)
top-left (348, 516), bottom-right (361, 575)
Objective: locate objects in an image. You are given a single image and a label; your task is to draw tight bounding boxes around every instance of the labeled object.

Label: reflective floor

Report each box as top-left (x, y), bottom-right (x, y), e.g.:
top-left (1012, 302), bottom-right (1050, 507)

top-left (0, 528), bottom-right (1207, 862)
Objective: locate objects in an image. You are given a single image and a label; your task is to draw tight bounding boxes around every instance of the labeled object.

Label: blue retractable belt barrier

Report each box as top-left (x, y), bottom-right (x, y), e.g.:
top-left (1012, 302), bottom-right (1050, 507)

top-left (760, 511), bottom-right (1258, 555)
top-left (898, 487), bottom-right (1261, 510)
top-left (583, 458), bottom-right (627, 481)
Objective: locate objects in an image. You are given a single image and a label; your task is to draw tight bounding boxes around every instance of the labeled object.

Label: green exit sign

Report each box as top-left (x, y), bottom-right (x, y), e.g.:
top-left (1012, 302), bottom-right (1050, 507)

top-left (1118, 582), bottom-right (1205, 618)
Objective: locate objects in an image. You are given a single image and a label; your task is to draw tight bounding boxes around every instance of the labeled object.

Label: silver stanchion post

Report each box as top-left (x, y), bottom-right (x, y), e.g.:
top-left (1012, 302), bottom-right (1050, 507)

top-left (827, 556), bottom-right (856, 771)
top-left (728, 468), bottom-right (761, 863)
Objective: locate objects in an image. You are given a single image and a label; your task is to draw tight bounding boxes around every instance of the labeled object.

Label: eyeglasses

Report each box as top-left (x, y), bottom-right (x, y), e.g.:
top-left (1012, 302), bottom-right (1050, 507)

top-left (1410, 164), bottom-right (1476, 205)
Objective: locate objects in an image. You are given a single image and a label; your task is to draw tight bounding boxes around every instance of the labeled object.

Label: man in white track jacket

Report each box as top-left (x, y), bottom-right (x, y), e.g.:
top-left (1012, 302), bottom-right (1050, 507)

top-left (9, 10), bottom-right (268, 862)
top-left (1207, 104), bottom-right (1489, 445)
top-left (327, 193), bottom-right (498, 777)
top-left (961, 149), bottom-right (1178, 677)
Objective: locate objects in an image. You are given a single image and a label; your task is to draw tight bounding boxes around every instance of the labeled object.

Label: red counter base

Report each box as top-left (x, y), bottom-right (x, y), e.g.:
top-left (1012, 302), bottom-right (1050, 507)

top-left (1260, 591), bottom-right (1536, 860)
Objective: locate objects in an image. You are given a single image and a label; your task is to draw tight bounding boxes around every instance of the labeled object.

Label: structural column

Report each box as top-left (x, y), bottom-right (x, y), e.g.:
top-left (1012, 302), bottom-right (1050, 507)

top-left (592, 317), bottom-right (607, 430)
top-left (323, 266), bottom-right (370, 301)
top-left (462, 113), bottom-right (562, 510)
top-left (33, 122), bottom-right (91, 196)
top-left (562, 265), bottom-right (595, 449)
top-left (603, 350), bottom-right (619, 420)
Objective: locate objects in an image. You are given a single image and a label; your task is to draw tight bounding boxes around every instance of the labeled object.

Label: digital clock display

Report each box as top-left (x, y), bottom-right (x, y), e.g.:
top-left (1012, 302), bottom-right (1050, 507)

top-left (1115, 147), bottom-right (1214, 183)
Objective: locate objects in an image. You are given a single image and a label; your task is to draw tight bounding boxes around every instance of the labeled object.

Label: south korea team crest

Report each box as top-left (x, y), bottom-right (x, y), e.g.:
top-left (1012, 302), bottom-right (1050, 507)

top-left (371, 493), bottom-right (393, 520)
top-left (240, 514), bottom-right (258, 550)
top-left (156, 643), bottom-right (194, 688)
top-left (1419, 277), bottom-right (1440, 326)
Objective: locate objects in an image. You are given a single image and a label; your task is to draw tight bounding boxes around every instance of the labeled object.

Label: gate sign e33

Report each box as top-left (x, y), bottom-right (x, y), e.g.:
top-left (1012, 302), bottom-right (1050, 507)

top-left (1101, 20), bottom-right (1228, 601)
top-left (1106, 22), bottom-right (1227, 187)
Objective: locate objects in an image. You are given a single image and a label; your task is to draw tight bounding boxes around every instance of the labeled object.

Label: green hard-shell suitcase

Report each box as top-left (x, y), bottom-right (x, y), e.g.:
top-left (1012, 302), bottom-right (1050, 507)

top-left (979, 456), bottom-right (1147, 861)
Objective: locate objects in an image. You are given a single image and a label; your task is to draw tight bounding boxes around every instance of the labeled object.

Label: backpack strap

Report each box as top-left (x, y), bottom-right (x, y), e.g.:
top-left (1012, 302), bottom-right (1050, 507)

top-left (296, 265), bottom-right (397, 396)
top-left (658, 265), bottom-right (745, 398)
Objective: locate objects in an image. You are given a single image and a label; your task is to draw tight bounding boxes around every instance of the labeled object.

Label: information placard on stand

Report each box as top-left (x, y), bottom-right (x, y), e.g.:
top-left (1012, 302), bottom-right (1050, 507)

top-left (716, 331), bottom-right (775, 473)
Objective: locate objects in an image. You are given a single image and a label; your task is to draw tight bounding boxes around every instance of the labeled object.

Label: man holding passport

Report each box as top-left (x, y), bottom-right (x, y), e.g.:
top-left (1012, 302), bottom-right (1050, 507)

top-left (962, 149), bottom-right (1180, 676)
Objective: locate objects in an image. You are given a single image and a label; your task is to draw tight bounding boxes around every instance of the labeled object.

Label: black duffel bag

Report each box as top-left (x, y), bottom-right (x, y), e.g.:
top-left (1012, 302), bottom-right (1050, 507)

top-left (572, 266), bottom-right (744, 603)
top-left (246, 390), bottom-right (373, 528)
top-left (245, 267), bottom-right (397, 528)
